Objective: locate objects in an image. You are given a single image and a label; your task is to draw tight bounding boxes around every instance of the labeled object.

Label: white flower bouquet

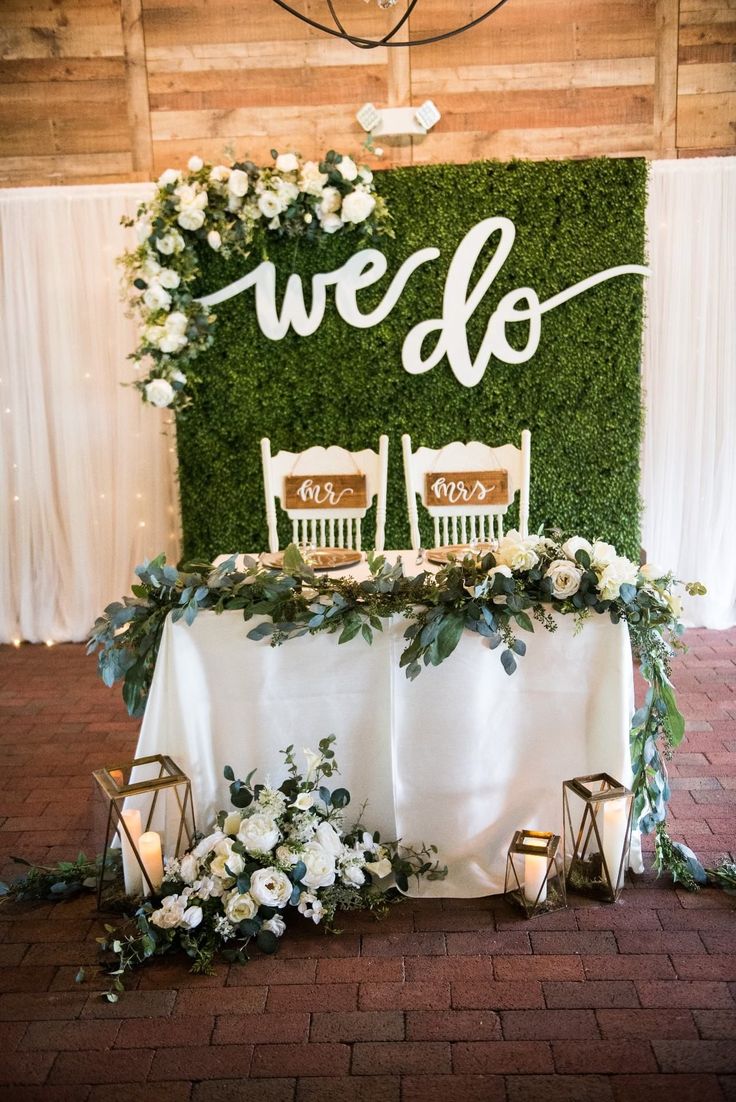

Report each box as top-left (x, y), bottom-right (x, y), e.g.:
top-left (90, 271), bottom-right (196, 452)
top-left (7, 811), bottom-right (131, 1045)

top-left (119, 149), bottom-right (392, 411)
top-left (98, 736), bottom-right (445, 995)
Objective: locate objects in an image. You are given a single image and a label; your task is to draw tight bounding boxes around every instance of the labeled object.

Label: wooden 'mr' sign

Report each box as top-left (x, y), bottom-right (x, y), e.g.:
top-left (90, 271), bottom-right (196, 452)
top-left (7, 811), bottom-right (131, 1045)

top-left (284, 474), bottom-right (367, 510)
top-left (425, 470), bottom-right (509, 507)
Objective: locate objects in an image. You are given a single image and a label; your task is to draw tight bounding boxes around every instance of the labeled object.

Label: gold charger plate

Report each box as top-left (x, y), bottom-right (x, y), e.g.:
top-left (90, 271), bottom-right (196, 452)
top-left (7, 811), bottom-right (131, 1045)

top-left (261, 548), bottom-right (363, 572)
top-left (426, 543), bottom-right (497, 565)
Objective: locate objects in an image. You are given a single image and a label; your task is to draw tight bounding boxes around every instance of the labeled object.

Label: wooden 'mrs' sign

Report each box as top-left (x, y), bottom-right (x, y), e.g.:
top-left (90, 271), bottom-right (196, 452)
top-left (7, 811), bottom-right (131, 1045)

top-left (284, 474), bottom-right (367, 510)
top-left (425, 470), bottom-right (509, 507)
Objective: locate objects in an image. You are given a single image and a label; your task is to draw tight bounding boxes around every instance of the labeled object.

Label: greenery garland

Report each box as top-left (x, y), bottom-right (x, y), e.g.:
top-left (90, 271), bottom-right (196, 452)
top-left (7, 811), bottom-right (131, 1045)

top-left (119, 149), bottom-right (392, 411)
top-left (89, 532), bottom-right (707, 883)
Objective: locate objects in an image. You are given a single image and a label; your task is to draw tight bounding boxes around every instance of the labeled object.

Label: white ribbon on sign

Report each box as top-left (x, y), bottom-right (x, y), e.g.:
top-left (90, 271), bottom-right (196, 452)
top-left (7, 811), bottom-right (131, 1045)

top-left (199, 217), bottom-right (649, 388)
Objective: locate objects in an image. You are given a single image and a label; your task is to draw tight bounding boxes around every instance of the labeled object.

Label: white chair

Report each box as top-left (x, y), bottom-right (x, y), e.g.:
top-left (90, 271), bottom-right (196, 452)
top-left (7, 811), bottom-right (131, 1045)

top-left (261, 436), bottom-right (389, 553)
top-left (402, 430), bottom-right (531, 551)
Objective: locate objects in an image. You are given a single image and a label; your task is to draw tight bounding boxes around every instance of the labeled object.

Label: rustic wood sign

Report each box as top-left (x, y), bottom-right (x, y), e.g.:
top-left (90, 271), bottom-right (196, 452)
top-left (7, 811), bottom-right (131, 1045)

top-left (424, 470), bottom-right (509, 507)
top-left (284, 474), bottom-right (367, 510)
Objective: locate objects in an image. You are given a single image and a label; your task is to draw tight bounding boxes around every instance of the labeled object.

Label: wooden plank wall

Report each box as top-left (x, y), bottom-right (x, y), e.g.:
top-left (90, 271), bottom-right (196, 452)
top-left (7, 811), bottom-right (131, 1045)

top-left (0, 0), bottom-right (733, 186)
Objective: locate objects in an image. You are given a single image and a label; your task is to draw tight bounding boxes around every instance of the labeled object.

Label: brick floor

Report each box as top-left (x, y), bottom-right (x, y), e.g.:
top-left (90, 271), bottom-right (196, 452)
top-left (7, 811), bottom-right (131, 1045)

top-left (0, 629), bottom-right (735, 1099)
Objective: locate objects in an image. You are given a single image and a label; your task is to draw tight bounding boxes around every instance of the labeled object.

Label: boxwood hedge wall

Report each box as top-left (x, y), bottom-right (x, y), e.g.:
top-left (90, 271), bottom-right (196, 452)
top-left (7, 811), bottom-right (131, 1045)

top-left (177, 157), bottom-right (647, 560)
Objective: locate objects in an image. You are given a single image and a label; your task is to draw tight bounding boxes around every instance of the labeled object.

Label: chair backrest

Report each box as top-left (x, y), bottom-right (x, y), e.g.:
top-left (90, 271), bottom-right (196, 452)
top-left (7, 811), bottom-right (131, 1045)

top-left (261, 436), bottom-right (389, 553)
top-left (401, 430), bottom-right (531, 551)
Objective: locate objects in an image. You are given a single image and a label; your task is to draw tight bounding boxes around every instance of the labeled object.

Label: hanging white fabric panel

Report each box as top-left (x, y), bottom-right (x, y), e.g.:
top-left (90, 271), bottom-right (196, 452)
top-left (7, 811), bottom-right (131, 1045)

top-left (642, 158), bottom-right (736, 629)
top-left (0, 184), bottom-right (180, 644)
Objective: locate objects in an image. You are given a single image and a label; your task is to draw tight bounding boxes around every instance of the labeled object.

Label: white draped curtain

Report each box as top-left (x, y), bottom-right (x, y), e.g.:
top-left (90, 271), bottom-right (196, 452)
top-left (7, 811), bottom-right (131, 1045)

top-left (0, 160), bottom-right (734, 641)
top-left (642, 158), bottom-right (736, 628)
top-left (0, 184), bottom-right (180, 643)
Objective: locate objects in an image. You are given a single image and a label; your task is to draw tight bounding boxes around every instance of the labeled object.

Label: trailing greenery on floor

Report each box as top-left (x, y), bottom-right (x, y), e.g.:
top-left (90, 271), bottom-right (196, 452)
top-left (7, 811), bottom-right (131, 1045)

top-left (89, 532), bottom-right (707, 883)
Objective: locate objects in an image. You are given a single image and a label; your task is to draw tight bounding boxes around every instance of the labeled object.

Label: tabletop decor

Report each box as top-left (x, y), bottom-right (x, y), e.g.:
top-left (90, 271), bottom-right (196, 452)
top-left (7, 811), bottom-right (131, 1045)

top-left (89, 532), bottom-right (705, 886)
top-left (96, 737), bottom-right (446, 997)
top-left (562, 773), bottom-right (634, 902)
top-left (504, 830), bottom-right (565, 917)
top-left (119, 150), bottom-right (391, 411)
top-left (92, 755), bottom-right (196, 906)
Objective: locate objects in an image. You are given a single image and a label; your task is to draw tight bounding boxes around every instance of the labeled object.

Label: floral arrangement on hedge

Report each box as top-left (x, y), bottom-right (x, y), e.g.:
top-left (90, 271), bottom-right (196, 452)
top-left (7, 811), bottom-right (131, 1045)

top-left (119, 150), bottom-right (391, 411)
top-left (89, 530), bottom-right (707, 885)
top-left (96, 737), bottom-right (445, 993)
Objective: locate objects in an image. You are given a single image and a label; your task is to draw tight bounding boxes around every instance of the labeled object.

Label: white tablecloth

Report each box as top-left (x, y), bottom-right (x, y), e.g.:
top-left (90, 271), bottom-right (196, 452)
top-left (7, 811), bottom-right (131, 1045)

top-left (134, 552), bottom-right (640, 896)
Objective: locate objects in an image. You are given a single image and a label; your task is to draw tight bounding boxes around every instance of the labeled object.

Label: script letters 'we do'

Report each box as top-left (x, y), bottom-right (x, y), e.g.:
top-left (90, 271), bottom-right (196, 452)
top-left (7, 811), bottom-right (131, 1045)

top-left (199, 217), bottom-right (650, 388)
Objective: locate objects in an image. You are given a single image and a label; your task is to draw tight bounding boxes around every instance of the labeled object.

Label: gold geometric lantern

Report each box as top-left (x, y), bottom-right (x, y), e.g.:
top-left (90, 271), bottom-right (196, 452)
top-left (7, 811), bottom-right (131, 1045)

top-left (504, 830), bottom-right (566, 918)
top-left (92, 754), bottom-right (196, 907)
top-left (562, 773), bottom-right (634, 903)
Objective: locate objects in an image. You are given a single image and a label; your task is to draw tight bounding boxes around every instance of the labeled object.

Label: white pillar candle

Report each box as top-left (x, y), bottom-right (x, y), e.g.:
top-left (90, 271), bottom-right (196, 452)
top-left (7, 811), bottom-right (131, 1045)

top-left (523, 838), bottom-right (548, 904)
top-left (138, 831), bottom-right (164, 897)
top-left (119, 808), bottom-right (142, 896)
top-left (602, 798), bottom-right (628, 890)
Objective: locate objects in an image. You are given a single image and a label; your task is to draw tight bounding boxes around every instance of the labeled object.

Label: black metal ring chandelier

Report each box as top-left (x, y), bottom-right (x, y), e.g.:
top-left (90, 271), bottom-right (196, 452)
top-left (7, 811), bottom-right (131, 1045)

top-left (269, 0), bottom-right (514, 50)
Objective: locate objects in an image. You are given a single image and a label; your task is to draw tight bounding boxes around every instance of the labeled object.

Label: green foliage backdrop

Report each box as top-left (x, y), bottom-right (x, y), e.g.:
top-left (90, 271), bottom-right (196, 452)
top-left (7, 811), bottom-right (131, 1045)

top-left (176, 157), bottom-right (647, 560)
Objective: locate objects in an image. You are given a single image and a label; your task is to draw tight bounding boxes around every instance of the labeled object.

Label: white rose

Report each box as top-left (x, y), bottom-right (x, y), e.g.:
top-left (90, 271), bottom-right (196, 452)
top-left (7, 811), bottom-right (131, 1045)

top-left (275, 152), bottom-right (300, 173)
top-left (249, 867), bottom-right (293, 909)
top-left (591, 540), bottom-right (618, 571)
top-left (174, 184), bottom-right (197, 207)
top-left (258, 192), bottom-right (284, 219)
top-left (299, 160), bottom-right (328, 196)
top-left (496, 531), bottom-right (539, 572)
top-left (210, 847), bottom-right (244, 879)
top-left (187, 155), bottom-right (204, 172)
top-left (144, 378), bottom-right (175, 408)
top-left (314, 821), bottom-right (343, 859)
top-left (144, 324), bottom-right (166, 347)
top-left (341, 863), bottom-right (365, 887)
top-left (179, 853), bottom-right (199, 884)
top-left (639, 563), bottom-right (665, 582)
top-left (155, 232), bottom-right (183, 255)
top-left (358, 167), bottom-right (373, 184)
top-left (300, 841), bottom-right (336, 890)
top-left (262, 914), bottom-right (286, 938)
top-left (142, 282), bottom-right (171, 311)
top-left (319, 186), bottom-right (342, 215)
top-left (171, 369), bottom-right (186, 385)
top-left (224, 889), bottom-right (258, 923)
top-left (337, 155), bottom-right (358, 181)
top-left (210, 164), bottom-right (231, 183)
top-left (562, 536), bottom-right (593, 562)
top-left (227, 194), bottom-right (243, 212)
top-left (276, 180), bottom-right (299, 205)
top-left (157, 268), bottom-right (180, 290)
top-left (165, 311), bottom-right (188, 335)
top-left (191, 831), bottom-right (225, 859)
top-left (223, 811), bottom-right (243, 836)
top-left (157, 168), bottom-right (180, 187)
top-left (545, 559), bottom-right (583, 600)
top-left (158, 332), bottom-right (187, 354)
top-left (177, 206), bottom-right (206, 231)
top-left (365, 856), bottom-right (392, 879)
top-left (150, 894), bottom-right (185, 929)
top-left (598, 556), bottom-right (639, 601)
top-left (207, 229), bottom-right (222, 251)
top-left (238, 812), bottom-right (281, 854)
top-left (341, 189), bottom-right (376, 224)
top-left (320, 212), bottom-right (343, 234)
top-left (181, 905), bottom-right (203, 929)
top-left (228, 169), bottom-right (249, 197)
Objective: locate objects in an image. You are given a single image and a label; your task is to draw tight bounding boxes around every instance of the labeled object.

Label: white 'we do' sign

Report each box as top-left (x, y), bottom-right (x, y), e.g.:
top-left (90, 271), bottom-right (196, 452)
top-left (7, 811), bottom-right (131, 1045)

top-left (199, 217), bottom-right (649, 389)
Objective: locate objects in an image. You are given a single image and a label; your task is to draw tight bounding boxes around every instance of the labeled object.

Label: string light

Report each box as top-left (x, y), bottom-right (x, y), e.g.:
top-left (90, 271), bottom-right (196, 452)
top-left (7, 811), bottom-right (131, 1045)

top-left (45, 639), bottom-right (54, 647)
top-left (12, 639), bottom-right (21, 648)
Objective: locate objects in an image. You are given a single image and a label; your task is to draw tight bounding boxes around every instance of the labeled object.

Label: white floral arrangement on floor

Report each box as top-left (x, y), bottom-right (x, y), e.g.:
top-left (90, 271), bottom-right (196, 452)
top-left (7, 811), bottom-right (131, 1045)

top-left (98, 737), bottom-right (445, 995)
top-left (119, 150), bottom-right (392, 411)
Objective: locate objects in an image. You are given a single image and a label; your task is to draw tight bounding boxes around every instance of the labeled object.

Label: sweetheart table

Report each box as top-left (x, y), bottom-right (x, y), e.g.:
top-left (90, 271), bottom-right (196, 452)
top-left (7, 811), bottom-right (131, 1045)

top-left (133, 552), bottom-right (642, 897)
